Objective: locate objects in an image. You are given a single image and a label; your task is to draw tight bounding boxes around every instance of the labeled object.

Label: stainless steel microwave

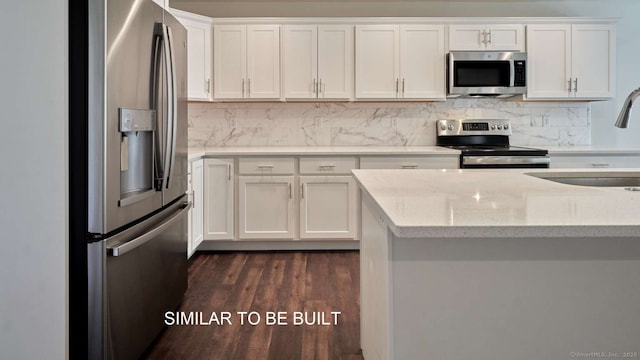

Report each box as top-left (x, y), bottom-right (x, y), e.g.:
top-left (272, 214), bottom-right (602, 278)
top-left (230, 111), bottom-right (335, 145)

top-left (448, 51), bottom-right (527, 97)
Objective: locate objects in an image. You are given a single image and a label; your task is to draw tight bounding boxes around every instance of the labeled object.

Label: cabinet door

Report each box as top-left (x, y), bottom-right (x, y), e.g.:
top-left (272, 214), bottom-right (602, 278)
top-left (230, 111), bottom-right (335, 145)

top-left (355, 25), bottom-right (399, 99)
top-left (214, 25), bottom-right (247, 99)
top-left (182, 18), bottom-right (212, 101)
top-left (300, 176), bottom-right (357, 240)
top-left (448, 24), bottom-right (485, 50)
top-left (238, 176), bottom-right (294, 239)
top-left (284, 25), bottom-right (317, 99)
top-left (191, 160), bottom-right (204, 248)
top-left (318, 25), bottom-right (353, 99)
top-left (485, 24), bottom-right (524, 51)
top-left (526, 24), bottom-right (572, 99)
top-left (203, 159), bottom-right (234, 240)
top-left (399, 25), bottom-right (445, 100)
top-left (571, 24), bottom-right (615, 99)
top-left (247, 25), bottom-right (281, 99)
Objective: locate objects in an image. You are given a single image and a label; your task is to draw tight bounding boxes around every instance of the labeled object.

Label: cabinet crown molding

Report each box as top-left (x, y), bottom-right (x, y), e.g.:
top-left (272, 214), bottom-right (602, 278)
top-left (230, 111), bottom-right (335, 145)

top-left (207, 17), bottom-right (618, 25)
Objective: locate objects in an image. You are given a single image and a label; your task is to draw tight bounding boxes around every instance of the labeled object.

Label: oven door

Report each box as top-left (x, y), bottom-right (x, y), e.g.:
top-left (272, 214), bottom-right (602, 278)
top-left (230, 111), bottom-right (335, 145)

top-left (448, 51), bottom-right (525, 96)
top-left (461, 155), bottom-right (550, 169)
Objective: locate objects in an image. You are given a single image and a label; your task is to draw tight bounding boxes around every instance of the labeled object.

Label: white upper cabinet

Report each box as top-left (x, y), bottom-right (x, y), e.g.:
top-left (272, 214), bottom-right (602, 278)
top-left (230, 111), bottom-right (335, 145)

top-left (526, 23), bottom-right (615, 100)
top-left (449, 24), bottom-right (524, 51)
top-left (284, 25), bottom-right (353, 99)
top-left (356, 24), bottom-right (445, 100)
top-left (214, 24), bottom-right (281, 100)
top-left (173, 13), bottom-right (213, 101)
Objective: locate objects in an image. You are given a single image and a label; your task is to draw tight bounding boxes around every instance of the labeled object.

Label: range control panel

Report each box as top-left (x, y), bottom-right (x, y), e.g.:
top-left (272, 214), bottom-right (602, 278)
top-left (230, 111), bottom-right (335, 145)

top-left (437, 119), bottom-right (513, 136)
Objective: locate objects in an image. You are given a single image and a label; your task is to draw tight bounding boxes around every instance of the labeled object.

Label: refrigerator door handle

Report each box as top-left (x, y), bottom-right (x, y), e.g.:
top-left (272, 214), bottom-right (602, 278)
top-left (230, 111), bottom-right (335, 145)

top-left (166, 24), bottom-right (178, 189)
top-left (107, 202), bottom-right (191, 257)
top-left (152, 27), bottom-right (165, 189)
top-left (161, 24), bottom-right (177, 190)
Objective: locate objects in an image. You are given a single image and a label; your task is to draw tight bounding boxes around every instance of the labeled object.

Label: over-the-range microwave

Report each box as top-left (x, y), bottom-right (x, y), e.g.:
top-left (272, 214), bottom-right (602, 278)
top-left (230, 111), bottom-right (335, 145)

top-left (448, 51), bottom-right (527, 98)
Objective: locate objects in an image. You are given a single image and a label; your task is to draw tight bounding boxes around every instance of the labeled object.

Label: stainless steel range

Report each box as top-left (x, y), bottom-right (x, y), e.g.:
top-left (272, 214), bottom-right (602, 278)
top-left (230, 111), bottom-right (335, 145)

top-left (436, 119), bottom-right (550, 168)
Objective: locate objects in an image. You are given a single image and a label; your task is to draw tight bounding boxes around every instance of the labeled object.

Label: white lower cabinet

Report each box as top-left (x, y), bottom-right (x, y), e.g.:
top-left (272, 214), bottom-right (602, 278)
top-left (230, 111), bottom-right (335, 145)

top-left (300, 175), bottom-right (358, 240)
top-left (238, 175), bottom-right (295, 239)
top-left (550, 154), bottom-right (640, 169)
top-left (203, 158), bottom-right (234, 240)
top-left (188, 159), bottom-right (204, 258)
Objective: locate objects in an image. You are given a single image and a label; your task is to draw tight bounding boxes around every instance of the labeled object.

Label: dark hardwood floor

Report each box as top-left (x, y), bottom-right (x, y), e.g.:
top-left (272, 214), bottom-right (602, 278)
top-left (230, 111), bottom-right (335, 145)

top-left (144, 251), bottom-right (363, 360)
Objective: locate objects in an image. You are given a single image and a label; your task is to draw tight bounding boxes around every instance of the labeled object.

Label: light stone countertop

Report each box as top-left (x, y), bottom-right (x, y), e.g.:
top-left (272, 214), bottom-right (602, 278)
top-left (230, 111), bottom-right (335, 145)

top-left (188, 146), bottom-right (460, 161)
top-left (352, 168), bottom-right (640, 239)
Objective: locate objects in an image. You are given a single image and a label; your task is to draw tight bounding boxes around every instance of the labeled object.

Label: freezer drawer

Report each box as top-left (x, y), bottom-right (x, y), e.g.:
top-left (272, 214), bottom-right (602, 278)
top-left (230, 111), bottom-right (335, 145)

top-left (89, 198), bottom-right (189, 360)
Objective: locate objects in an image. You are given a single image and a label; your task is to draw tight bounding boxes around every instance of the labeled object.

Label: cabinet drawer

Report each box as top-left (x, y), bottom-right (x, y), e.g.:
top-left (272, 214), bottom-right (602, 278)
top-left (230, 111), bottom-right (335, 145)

top-left (550, 155), bottom-right (640, 169)
top-left (299, 157), bottom-right (358, 174)
top-left (360, 156), bottom-right (459, 169)
top-left (238, 157), bottom-right (295, 175)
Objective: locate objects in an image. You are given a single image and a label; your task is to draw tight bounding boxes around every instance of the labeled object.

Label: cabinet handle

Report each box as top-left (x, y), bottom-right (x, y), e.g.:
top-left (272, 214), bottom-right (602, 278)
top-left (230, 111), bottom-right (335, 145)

top-left (395, 78), bottom-right (399, 97)
top-left (242, 78), bottom-right (245, 98)
top-left (248, 78), bottom-right (251, 97)
top-left (568, 78), bottom-right (573, 93)
top-left (313, 78), bottom-right (317, 97)
top-left (301, 183), bottom-right (304, 199)
top-left (573, 78), bottom-right (578, 93)
top-left (257, 165), bottom-right (275, 169)
top-left (227, 164), bottom-right (231, 181)
top-left (591, 163), bottom-right (610, 168)
top-left (487, 30), bottom-right (492, 45)
top-left (481, 30), bottom-right (487, 45)
top-left (289, 183), bottom-right (292, 199)
top-left (401, 164), bottom-right (418, 169)
top-left (402, 78), bottom-right (405, 95)
top-left (319, 78), bottom-right (323, 96)
top-left (318, 164), bottom-right (335, 170)
top-left (193, 190), bottom-right (195, 209)
top-left (205, 78), bottom-right (211, 93)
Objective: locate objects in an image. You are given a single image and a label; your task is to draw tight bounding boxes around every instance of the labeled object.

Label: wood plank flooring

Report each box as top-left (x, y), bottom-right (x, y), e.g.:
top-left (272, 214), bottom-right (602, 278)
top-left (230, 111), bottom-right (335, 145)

top-left (144, 251), bottom-right (363, 360)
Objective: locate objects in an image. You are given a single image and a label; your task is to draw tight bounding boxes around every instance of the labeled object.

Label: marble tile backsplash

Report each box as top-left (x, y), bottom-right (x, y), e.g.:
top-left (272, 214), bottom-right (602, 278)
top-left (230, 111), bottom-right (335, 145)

top-left (188, 99), bottom-right (591, 147)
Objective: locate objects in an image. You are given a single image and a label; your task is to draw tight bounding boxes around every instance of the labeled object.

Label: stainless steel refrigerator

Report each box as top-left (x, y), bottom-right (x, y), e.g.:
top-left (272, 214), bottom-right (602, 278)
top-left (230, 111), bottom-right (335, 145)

top-left (81, 0), bottom-right (189, 358)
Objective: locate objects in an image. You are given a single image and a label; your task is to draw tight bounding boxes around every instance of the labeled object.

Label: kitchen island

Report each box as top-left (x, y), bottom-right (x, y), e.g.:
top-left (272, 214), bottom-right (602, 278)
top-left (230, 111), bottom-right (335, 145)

top-left (352, 169), bottom-right (640, 360)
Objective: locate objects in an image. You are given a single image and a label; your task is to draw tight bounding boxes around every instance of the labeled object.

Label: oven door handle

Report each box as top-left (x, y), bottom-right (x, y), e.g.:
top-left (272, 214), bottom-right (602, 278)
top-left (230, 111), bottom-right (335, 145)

top-left (462, 156), bottom-right (550, 166)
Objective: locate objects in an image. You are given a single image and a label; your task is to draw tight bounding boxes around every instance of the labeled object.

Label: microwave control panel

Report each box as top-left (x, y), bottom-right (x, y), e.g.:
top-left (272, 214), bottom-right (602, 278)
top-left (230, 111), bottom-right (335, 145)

top-left (514, 61), bottom-right (526, 87)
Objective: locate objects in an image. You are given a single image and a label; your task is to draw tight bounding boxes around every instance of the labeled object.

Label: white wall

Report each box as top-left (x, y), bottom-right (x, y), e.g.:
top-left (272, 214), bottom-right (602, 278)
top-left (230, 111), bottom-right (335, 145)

top-left (173, 0), bottom-right (640, 147)
top-left (0, 0), bottom-right (68, 359)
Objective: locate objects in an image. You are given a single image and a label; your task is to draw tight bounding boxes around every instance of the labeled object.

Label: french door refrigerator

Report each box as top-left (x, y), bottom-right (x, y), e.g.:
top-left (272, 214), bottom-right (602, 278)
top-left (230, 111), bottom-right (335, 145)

top-left (70, 0), bottom-right (189, 358)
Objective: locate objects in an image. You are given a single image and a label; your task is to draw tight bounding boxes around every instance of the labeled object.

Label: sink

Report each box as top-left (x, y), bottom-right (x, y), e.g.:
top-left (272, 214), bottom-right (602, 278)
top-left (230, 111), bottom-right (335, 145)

top-left (526, 171), bottom-right (640, 188)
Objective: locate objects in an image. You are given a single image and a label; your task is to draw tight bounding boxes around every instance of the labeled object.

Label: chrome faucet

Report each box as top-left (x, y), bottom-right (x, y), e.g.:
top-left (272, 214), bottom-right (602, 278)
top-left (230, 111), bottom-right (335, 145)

top-left (615, 87), bottom-right (640, 128)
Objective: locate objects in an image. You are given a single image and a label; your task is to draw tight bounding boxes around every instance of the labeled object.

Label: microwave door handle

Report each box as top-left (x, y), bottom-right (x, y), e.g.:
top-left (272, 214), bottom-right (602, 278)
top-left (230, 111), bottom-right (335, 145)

top-left (509, 59), bottom-right (516, 87)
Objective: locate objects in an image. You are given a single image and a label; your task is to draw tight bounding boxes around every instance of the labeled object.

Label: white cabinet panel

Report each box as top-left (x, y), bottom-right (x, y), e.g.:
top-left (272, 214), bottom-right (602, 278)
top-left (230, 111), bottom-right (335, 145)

top-left (526, 23), bottom-right (615, 100)
top-left (247, 25), bottom-right (281, 99)
top-left (238, 176), bottom-right (295, 239)
top-left (318, 25), bottom-right (353, 99)
top-left (213, 25), bottom-right (246, 99)
top-left (300, 176), bottom-right (357, 240)
top-left (283, 25), bottom-right (317, 99)
top-left (238, 157), bottom-right (295, 175)
top-left (191, 159), bottom-right (204, 250)
top-left (571, 24), bottom-right (615, 99)
top-left (299, 157), bottom-right (358, 175)
top-left (356, 24), bottom-right (445, 100)
top-left (449, 24), bottom-right (524, 51)
top-left (550, 155), bottom-right (640, 169)
top-left (360, 156), bottom-right (459, 169)
top-left (526, 24), bottom-right (572, 99)
top-left (400, 25), bottom-right (446, 99)
top-left (214, 24), bottom-right (280, 99)
top-left (355, 25), bottom-right (400, 99)
top-left (175, 15), bottom-right (212, 101)
top-left (203, 158), bottom-right (234, 240)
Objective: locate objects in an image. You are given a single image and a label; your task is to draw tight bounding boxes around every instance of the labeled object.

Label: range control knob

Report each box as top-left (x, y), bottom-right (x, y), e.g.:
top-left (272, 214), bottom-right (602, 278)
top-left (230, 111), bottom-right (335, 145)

top-left (491, 125), bottom-right (497, 130)
top-left (497, 125), bottom-right (503, 130)
top-left (504, 124), bottom-right (509, 130)
top-left (448, 124), bottom-right (455, 130)
top-left (440, 124), bottom-right (447, 131)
